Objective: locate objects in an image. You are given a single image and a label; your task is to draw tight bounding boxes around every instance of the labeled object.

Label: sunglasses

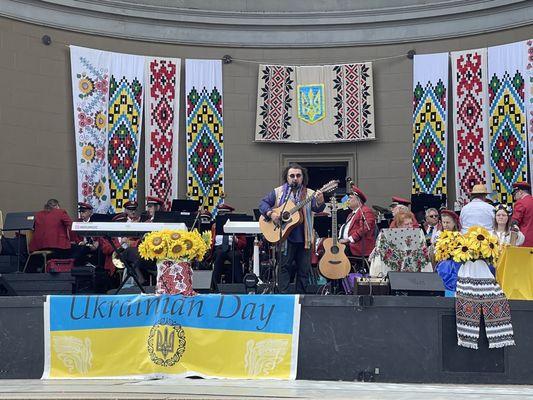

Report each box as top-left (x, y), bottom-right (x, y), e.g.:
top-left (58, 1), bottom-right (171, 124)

top-left (289, 174), bottom-right (302, 178)
top-left (427, 214), bottom-right (438, 218)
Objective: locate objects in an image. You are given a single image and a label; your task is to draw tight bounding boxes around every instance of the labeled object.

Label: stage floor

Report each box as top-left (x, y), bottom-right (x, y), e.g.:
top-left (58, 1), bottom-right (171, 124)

top-left (2, 378), bottom-right (533, 399)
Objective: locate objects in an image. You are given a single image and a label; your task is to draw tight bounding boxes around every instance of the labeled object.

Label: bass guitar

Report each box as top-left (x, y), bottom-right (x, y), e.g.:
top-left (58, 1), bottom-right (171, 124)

top-left (259, 180), bottom-right (338, 244)
top-left (319, 196), bottom-right (351, 279)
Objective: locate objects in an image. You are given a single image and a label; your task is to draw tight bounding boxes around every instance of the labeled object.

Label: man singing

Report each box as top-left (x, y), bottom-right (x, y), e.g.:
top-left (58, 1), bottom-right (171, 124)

top-left (259, 163), bottom-right (325, 294)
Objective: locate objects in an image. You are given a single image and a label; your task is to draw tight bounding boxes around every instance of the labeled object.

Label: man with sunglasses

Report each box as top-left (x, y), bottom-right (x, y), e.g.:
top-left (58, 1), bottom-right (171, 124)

top-left (423, 208), bottom-right (441, 245)
top-left (259, 163), bottom-right (325, 294)
top-left (511, 182), bottom-right (533, 247)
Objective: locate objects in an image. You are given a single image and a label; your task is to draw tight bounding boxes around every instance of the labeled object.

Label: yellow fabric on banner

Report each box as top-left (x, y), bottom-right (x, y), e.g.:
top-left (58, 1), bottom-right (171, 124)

top-left (496, 246), bottom-right (533, 300)
top-left (48, 326), bottom-right (294, 379)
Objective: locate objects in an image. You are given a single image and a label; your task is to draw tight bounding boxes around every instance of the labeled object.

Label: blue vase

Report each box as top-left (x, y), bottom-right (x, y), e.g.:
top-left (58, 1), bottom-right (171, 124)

top-left (436, 259), bottom-right (462, 291)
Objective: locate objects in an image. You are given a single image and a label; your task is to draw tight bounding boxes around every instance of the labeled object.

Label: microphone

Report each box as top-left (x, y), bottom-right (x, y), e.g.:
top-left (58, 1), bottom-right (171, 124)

top-left (346, 177), bottom-right (353, 183)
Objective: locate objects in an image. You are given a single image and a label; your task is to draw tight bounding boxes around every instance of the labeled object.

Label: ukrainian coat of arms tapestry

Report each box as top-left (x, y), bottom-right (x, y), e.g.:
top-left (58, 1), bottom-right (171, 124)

top-left (255, 63), bottom-right (375, 143)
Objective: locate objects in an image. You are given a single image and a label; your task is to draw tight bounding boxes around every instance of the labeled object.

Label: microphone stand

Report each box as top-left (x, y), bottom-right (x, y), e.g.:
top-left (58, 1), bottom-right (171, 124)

top-left (270, 185), bottom-right (296, 294)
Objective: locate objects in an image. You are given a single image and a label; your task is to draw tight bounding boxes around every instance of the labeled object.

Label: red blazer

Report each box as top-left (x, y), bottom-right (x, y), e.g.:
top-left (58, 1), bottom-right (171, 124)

top-left (346, 205), bottom-right (376, 257)
top-left (98, 237), bottom-right (119, 275)
top-left (29, 208), bottom-right (73, 252)
top-left (512, 195), bottom-right (533, 247)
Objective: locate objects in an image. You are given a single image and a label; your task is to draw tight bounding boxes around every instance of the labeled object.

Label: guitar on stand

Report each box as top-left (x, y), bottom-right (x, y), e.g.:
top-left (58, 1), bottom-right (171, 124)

top-left (259, 180), bottom-right (339, 243)
top-left (319, 196), bottom-right (351, 280)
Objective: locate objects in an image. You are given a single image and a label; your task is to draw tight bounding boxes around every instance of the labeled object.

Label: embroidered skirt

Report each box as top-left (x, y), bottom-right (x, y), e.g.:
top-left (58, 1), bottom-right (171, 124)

top-left (455, 260), bottom-right (515, 349)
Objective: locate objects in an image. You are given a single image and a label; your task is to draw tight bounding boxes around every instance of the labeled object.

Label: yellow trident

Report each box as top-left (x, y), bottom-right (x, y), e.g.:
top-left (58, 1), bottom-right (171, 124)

top-left (298, 84), bottom-right (325, 124)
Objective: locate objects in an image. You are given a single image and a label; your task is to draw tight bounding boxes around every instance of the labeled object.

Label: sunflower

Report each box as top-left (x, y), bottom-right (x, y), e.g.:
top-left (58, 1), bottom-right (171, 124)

top-left (93, 181), bottom-right (106, 198)
top-left (452, 236), bottom-right (474, 263)
top-left (168, 240), bottom-right (187, 259)
top-left (480, 234), bottom-right (500, 262)
top-left (466, 226), bottom-right (491, 252)
top-left (82, 144), bottom-right (95, 162)
top-left (78, 76), bottom-right (95, 95)
top-left (94, 112), bottom-right (107, 130)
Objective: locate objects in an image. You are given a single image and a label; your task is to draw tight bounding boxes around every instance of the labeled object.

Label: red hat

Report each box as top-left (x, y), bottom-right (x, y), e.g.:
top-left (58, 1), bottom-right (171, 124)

top-left (440, 209), bottom-right (460, 229)
top-left (512, 182), bottom-right (531, 192)
top-left (77, 202), bottom-right (93, 211)
top-left (350, 184), bottom-right (367, 203)
top-left (146, 196), bottom-right (164, 207)
top-left (124, 200), bottom-right (138, 210)
top-left (217, 203), bottom-right (235, 212)
top-left (391, 196), bottom-right (411, 206)
top-left (111, 212), bottom-right (128, 222)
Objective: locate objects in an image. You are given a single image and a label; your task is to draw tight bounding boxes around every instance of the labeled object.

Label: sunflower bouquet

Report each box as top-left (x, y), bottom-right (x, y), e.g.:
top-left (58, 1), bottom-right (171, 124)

top-left (138, 229), bottom-right (212, 262)
top-left (435, 226), bottom-right (500, 264)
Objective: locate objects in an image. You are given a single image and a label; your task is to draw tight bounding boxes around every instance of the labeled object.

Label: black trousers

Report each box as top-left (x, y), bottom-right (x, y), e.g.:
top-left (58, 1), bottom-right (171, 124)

top-left (279, 241), bottom-right (311, 294)
top-left (212, 246), bottom-right (243, 287)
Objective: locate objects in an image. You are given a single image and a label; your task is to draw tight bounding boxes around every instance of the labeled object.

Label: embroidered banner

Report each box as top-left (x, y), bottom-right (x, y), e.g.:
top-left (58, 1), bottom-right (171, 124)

top-left (255, 63), bottom-right (375, 143)
top-left (185, 59), bottom-right (224, 215)
top-left (412, 53), bottom-right (449, 195)
top-left (43, 294), bottom-right (301, 379)
top-left (70, 46), bottom-right (111, 213)
top-left (525, 39), bottom-right (533, 185)
top-left (145, 58), bottom-right (181, 211)
top-left (107, 53), bottom-right (145, 213)
top-left (488, 42), bottom-right (527, 206)
top-left (451, 49), bottom-right (491, 208)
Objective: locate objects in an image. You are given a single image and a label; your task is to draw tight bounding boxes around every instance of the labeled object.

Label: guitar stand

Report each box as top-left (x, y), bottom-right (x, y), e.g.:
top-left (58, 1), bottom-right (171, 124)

top-left (104, 236), bottom-right (145, 294)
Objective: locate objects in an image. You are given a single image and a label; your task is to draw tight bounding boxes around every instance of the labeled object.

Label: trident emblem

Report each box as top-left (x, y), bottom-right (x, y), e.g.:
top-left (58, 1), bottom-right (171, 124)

top-left (156, 326), bottom-right (175, 358)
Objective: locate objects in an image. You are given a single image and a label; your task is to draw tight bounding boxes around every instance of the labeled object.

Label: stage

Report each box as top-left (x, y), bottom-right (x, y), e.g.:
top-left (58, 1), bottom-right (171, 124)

top-left (0, 294), bottom-right (531, 384)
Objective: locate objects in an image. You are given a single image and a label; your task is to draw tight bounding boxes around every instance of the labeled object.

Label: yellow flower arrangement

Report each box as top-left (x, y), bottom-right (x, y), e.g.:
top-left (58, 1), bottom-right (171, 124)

top-left (434, 225), bottom-right (501, 265)
top-left (138, 229), bottom-right (211, 262)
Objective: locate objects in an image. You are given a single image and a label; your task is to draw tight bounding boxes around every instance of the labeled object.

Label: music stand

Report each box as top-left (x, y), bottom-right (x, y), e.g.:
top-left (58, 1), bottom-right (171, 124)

top-left (216, 214), bottom-right (254, 284)
top-left (171, 199), bottom-right (200, 214)
top-left (2, 212), bottom-right (35, 271)
top-left (154, 211), bottom-right (195, 229)
top-left (90, 213), bottom-right (115, 222)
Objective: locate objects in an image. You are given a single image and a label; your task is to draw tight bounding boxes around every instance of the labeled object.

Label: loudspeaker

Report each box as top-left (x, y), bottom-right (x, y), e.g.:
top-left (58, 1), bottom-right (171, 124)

top-left (218, 283), bottom-right (246, 294)
top-left (0, 273), bottom-right (74, 296)
top-left (388, 272), bottom-right (444, 296)
top-left (192, 269), bottom-right (213, 290)
top-left (0, 274), bottom-right (17, 295)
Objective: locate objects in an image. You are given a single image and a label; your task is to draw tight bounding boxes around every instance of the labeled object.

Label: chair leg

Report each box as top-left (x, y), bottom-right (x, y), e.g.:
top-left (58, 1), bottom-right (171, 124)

top-left (22, 255), bottom-right (32, 273)
top-left (42, 254), bottom-right (47, 273)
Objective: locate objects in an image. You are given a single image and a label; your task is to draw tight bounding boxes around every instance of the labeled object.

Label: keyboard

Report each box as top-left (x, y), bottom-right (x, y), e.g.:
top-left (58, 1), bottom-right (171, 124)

top-left (72, 222), bottom-right (188, 237)
top-left (223, 221), bottom-right (261, 235)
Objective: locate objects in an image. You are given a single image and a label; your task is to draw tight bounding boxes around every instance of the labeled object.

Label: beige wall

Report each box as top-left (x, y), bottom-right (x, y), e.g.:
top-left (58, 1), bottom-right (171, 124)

top-left (0, 17), bottom-right (532, 217)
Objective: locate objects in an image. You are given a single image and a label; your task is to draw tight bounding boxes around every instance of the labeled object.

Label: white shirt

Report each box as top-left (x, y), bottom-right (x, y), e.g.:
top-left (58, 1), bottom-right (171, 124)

top-left (215, 234), bottom-right (233, 247)
top-left (338, 207), bottom-right (360, 242)
top-left (460, 198), bottom-right (494, 234)
top-left (492, 229), bottom-right (525, 246)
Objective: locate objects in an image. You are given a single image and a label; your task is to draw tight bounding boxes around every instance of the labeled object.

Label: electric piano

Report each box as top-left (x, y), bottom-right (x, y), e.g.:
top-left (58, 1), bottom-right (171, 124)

top-left (72, 222), bottom-right (188, 237)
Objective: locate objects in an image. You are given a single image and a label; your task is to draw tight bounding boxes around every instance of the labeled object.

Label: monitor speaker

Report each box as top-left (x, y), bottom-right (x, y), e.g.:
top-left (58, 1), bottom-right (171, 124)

top-left (388, 272), bottom-right (444, 296)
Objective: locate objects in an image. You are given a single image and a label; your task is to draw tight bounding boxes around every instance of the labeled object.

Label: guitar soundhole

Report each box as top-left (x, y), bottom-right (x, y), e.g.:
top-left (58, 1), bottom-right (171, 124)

top-left (331, 246), bottom-right (339, 254)
top-left (281, 211), bottom-right (291, 222)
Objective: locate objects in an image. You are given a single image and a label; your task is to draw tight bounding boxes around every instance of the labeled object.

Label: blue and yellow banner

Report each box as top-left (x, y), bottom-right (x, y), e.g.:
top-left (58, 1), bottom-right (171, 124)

top-left (43, 294), bottom-right (301, 379)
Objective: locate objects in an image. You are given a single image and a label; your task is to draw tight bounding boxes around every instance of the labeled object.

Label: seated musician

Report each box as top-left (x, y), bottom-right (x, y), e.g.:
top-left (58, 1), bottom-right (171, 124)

top-left (369, 211), bottom-right (432, 276)
top-left (29, 199), bottom-right (73, 260)
top-left (123, 200), bottom-right (140, 222)
top-left (143, 196), bottom-right (164, 222)
top-left (98, 213), bottom-right (130, 289)
top-left (211, 203), bottom-right (247, 290)
top-left (338, 184), bottom-right (376, 274)
top-left (389, 196), bottom-right (420, 228)
top-left (70, 202), bottom-right (100, 266)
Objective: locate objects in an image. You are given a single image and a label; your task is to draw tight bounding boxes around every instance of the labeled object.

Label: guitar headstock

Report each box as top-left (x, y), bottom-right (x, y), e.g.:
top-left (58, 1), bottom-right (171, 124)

top-left (320, 180), bottom-right (339, 194)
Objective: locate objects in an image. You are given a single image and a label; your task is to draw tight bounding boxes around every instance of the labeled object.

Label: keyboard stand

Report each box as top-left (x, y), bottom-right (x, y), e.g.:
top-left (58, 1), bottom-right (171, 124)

top-left (103, 236), bottom-right (145, 294)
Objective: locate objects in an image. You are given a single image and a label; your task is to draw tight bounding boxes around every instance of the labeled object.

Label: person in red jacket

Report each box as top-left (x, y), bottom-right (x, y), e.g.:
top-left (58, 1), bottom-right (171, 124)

top-left (338, 184), bottom-right (376, 274)
top-left (511, 181), bottom-right (533, 247)
top-left (29, 199), bottom-right (73, 258)
top-left (389, 196), bottom-right (420, 228)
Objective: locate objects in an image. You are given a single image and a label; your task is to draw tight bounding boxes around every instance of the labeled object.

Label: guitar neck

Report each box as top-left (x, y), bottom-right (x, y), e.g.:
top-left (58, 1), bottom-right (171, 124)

top-left (332, 206), bottom-right (338, 245)
top-left (288, 192), bottom-right (315, 215)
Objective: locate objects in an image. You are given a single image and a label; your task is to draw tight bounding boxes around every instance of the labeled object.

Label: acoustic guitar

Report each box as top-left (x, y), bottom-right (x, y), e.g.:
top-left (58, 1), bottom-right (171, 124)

top-left (259, 180), bottom-right (338, 244)
top-left (319, 196), bottom-right (351, 280)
